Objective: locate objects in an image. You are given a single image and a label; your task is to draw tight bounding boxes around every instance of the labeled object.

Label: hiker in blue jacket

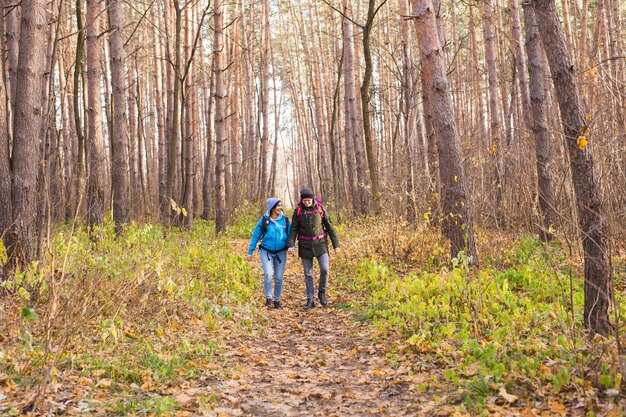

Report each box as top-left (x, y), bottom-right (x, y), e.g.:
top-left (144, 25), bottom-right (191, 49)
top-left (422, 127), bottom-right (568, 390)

top-left (246, 198), bottom-right (290, 309)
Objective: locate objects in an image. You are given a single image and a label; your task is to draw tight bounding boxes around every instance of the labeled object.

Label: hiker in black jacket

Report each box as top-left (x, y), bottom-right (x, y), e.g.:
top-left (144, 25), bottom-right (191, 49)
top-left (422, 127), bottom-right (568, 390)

top-left (287, 187), bottom-right (340, 310)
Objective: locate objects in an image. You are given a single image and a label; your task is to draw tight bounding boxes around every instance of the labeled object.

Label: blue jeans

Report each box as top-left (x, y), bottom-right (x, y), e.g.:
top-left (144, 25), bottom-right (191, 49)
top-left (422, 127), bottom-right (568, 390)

top-left (260, 249), bottom-right (286, 301)
top-left (301, 253), bottom-right (329, 299)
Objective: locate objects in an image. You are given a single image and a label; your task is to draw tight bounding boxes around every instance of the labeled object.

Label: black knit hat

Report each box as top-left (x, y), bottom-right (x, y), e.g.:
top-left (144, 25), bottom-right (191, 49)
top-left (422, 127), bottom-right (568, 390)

top-left (300, 187), bottom-right (314, 199)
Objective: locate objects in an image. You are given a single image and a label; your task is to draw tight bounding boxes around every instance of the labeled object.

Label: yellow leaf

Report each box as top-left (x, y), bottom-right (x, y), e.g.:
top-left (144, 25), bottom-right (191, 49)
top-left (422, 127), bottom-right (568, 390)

top-left (548, 401), bottom-right (567, 414)
top-left (499, 386), bottom-right (518, 403)
top-left (548, 224), bottom-right (556, 235)
top-left (181, 207), bottom-right (188, 217)
top-left (585, 114), bottom-right (592, 122)
top-left (577, 135), bottom-right (588, 150)
top-left (97, 378), bottom-right (112, 388)
top-left (170, 198), bottom-right (178, 211)
top-left (587, 67), bottom-right (597, 77)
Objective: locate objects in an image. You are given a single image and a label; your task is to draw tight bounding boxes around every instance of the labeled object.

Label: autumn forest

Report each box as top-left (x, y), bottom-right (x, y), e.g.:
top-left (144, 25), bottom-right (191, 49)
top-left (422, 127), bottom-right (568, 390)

top-left (0, 0), bottom-right (625, 414)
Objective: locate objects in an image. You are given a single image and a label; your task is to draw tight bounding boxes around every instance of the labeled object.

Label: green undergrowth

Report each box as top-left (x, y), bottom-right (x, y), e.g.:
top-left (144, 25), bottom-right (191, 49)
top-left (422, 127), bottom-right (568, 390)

top-left (335, 232), bottom-right (625, 412)
top-left (0, 218), bottom-right (258, 411)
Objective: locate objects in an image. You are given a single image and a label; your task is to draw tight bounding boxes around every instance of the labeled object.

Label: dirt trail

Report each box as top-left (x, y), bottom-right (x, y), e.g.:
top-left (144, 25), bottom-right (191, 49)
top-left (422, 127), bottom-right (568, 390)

top-left (198, 269), bottom-right (426, 417)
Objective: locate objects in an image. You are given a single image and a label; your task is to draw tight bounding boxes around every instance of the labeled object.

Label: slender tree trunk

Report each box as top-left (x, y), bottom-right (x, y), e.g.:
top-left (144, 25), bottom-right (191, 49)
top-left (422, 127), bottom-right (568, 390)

top-left (0, 0), bottom-right (12, 243)
top-left (259, 0), bottom-right (270, 198)
top-left (74, 0), bottom-right (86, 216)
top-left (128, 58), bottom-right (139, 217)
top-left (85, 0), bottom-right (106, 228)
top-left (166, 0), bottom-right (182, 222)
top-left (182, 5), bottom-right (195, 228)
top-left (214, 0), bottom-right (226, 234)
top-left (310, 30), bottom-right (332, 203)
top-left (152, 5), bottom-right (167, 218)
top-left (341, 3), bottom-right (358, 210)
top-left (510, 0), bottom-right (532, 131)
top-left (107, 0), bottom-right (130, 229)
top-left (522, 2), bottom-right (558, 241)
top-left (343, 0), bottom-right (369, 212)
top-left (400, 0), bottom-right (417, 220)
top-left (481, 0), bottom-right (505, 227)
top-left (5, 3), bottom-right (19, 120)
top-left (360, 0), bottom-right (381, 207)
top-left (532, 0), bottom-right (612, 336)
top-left (202, 45), bottom-right (215, 220)
top-left (7, 0), bottom-right (47, 267)
top-left (412, 0), bottom-right (478, 263)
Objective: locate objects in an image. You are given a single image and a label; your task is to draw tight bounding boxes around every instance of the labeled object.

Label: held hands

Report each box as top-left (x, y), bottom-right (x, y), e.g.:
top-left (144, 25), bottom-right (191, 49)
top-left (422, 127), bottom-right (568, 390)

top-left (287, 247), bottom-right (296, 257)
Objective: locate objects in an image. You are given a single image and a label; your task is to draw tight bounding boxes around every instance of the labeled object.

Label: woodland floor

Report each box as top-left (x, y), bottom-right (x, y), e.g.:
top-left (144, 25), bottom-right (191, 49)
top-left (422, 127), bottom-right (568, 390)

top-left (193, 258), bottom-right (436, 417)
top-left (1, 234), bottom-right (624, 416)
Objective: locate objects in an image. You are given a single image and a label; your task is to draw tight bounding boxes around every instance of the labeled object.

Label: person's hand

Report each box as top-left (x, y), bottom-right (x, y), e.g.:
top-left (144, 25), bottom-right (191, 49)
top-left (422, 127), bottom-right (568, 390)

top-left (334, 247), bottom-right (341, 253)
top-left (287, 247), bottom-right (296, 256)
top-left (245, 254), bottom-right (254, 261)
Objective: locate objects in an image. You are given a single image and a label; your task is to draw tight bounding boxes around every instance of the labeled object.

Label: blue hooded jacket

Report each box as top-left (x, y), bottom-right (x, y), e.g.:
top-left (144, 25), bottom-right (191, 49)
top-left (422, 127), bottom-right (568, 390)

top-left (247, 199), bottom-right (291, 255)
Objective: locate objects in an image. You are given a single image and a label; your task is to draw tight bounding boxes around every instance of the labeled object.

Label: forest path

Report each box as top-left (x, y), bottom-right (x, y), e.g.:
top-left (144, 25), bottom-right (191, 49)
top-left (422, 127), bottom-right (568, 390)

top-left (193, 249), bottom-right (432, 416)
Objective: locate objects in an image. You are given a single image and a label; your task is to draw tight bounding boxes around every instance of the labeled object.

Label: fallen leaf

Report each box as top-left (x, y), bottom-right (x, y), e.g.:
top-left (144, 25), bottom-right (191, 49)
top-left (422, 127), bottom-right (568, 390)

top-left (499, 386), bottom-right (518, 403)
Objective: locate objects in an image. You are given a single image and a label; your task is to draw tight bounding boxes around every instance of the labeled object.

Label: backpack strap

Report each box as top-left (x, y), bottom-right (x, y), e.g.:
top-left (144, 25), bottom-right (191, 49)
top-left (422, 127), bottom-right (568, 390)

top-left (260, 215), bottom-right (289, 241)
top-left (259, 215), bottom-right (270, 240)
top-left (296, 201), bottom-right (325, 221)
top-left (296, 201), bottom-right (327, 241)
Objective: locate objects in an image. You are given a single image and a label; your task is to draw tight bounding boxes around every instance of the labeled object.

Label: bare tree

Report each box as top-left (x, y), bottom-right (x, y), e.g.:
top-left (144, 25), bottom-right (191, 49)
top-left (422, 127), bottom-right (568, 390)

top-left (522, 1), bottom-right (558, 241)
top-left (259, 0), bottom-right (270, 198)
top-left (107, 0), bottom-right (131, 229)
top-left (412, 0), bottom-right (478, 263)
top-left (214, 0), bottom-right (227, 234)
top-left (7, 0), bottom-right (48, 267)
top-left (0, 0), bottom-right (12, 243)
top-left (532, 0), bottom-right (612, 336)
top-left (86, 0), bottom-right (107, 229)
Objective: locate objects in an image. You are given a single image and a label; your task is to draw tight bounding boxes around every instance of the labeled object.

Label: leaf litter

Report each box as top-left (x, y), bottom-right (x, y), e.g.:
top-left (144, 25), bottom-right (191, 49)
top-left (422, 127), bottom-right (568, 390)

top-left (1, 232), bottom-right (625, 416)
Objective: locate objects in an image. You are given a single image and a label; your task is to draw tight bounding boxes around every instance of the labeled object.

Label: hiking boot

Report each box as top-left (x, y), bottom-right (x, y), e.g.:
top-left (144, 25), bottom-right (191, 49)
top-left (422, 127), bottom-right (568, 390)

top-left (304, 298), bottom-right (315, 310)
top-left (318, 292), bottom-right (327, 306)
top-left (265, 298), bottom-right (272, 307)
top-left (273, 301), bottom-right (282, 309)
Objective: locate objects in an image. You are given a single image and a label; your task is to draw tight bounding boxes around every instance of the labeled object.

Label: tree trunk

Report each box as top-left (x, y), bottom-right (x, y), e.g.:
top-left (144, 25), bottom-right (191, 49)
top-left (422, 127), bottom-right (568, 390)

top-left (481, 0), bottom-right (505, 227)
top-left (202, 44), bottom-right (215, 220)
top-left (151, 5), bottom-right (167, 218)
top-left (107, 0), bottom-right (130, 229)
top-left (259, 0), bottom-right (270, 198)
top-left (182, 5), bottom-right (195, 228)
top-left (214, 0), bottom-right (226, 234)
top-left (74, 0), bottom-right (86, 216)
top-left (360, 0), bottom-right (381, 208)
top-left (5, 3), bottom-right (19, 120)
top-left (342, 0), bottom-right (369, 212)
top-left (412, 0), bottom-right (478, 263)
top-left (7, 0), bottom-right (47, 267)
top-left (522, 2), bottom-right (558, 241)
top-left (532, 0), bottom-right (612, 336)
top-left (341, 3), bottom-right (358, 210)
top-left (166, 0), bottom-right (183, 223)
top-left (85, 0), bottom-right (106, 229)
top-left (510, 0), bottom-right (532, 131)
top-left (0, 0), bottom-right (12, 243)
